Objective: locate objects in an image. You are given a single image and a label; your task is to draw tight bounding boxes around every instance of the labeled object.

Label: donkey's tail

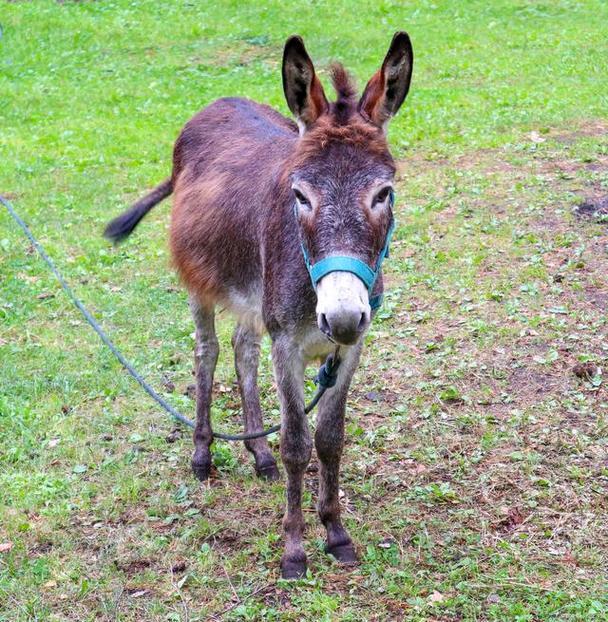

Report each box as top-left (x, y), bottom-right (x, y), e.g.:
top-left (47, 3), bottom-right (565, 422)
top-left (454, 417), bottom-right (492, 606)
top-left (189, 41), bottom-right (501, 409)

top-left (104, 178), bottom-right (173, 243)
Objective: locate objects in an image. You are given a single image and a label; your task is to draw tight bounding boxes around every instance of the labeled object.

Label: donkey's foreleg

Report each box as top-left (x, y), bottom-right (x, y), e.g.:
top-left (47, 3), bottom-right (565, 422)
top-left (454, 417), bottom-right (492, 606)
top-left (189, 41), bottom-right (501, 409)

top-left (315, 343), bottom-right (362, 564)
top-left (189, 297), bottom-right (219, 481)
top-left (272, 337), bottom-right (311, 579)
top-left (232, 324), bottom-right (280, 480)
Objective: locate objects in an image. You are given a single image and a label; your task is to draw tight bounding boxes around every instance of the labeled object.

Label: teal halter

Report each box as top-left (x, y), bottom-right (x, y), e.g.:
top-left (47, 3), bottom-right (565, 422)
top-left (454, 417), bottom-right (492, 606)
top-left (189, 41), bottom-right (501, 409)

top-left (297, 191), bottom-right (396, 311)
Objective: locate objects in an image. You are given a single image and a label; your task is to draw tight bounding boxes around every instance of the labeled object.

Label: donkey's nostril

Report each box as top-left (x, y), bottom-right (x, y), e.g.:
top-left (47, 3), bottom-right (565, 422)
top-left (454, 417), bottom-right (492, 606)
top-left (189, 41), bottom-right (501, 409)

top-left (357, 312), bottom-right (367, 332)
top-left (318, 313), bottom-right (331, 336)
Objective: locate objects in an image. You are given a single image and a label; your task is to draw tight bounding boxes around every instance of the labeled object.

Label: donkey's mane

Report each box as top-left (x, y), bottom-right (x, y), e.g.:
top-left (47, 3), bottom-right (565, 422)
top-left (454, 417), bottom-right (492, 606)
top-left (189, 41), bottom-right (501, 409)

top-left (329, 63), bottom-right (358, 105)
top-left (288, 62), bottom-right (393, 168)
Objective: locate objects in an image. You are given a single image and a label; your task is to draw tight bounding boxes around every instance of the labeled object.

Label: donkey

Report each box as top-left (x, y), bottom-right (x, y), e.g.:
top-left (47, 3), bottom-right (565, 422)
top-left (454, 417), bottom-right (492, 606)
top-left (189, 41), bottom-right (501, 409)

top-left (105, 32), bottom-right (413, 578)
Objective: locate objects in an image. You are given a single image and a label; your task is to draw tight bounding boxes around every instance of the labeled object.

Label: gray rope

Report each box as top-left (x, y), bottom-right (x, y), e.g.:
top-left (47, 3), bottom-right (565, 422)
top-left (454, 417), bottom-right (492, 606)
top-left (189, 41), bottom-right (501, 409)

top-left (1, 194), bottom-right (337, 441)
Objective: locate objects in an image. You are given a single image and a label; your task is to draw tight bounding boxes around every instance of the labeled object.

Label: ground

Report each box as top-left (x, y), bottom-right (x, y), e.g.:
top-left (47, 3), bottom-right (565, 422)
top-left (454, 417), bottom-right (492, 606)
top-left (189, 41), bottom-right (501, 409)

top-left (1, 1), bottom-right (608, 621)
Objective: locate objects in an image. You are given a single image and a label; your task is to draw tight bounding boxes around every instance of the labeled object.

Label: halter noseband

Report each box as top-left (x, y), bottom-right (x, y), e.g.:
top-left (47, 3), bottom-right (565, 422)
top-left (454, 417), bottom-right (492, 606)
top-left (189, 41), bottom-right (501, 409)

top-left (297, 191), bottom-right (396, 311)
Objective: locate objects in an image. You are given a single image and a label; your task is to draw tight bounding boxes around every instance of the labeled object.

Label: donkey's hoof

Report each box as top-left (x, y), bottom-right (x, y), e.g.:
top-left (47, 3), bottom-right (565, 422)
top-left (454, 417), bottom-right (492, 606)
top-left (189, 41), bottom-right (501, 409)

top-left (280, 555), bottom-right (307, 580)
top-left (326, 542), bottom-right (358, 565)
top-left (255, 461), bottom-right (281, 481)
top-left (191, 457), bottom-right (212, 481)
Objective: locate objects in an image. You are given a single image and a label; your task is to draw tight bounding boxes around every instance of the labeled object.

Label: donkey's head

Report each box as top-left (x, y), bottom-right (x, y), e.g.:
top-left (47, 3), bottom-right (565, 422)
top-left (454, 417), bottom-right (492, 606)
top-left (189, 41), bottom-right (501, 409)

top-left (283, 33), bottom-right (413, 346)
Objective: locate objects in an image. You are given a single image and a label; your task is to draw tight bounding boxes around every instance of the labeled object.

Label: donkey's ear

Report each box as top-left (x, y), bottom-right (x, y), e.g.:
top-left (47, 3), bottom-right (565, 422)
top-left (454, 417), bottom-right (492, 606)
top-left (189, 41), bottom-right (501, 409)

top-left (359, 32), bottom-right (413, 129)
top-left (282, 35), bottom-right (328, 132)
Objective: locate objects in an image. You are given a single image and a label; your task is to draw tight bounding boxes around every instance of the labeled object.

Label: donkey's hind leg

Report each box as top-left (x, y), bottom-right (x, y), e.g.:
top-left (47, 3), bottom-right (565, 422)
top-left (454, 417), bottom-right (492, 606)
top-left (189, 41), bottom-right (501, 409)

top-left (232, 324), bottom-right (280, 480)
top-left (190, 297), bottom-right (219, 481)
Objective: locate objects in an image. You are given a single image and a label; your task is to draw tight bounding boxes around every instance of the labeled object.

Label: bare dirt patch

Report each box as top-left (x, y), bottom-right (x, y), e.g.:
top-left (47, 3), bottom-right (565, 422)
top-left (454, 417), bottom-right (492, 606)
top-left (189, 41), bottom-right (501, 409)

top-left (574, 195), bottom-right (608, 221)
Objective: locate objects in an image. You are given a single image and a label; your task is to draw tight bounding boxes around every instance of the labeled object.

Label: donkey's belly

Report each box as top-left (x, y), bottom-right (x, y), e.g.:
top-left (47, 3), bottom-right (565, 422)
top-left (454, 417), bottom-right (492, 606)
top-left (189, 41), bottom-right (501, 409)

top-left (225, 283), bottom-right (264, 332)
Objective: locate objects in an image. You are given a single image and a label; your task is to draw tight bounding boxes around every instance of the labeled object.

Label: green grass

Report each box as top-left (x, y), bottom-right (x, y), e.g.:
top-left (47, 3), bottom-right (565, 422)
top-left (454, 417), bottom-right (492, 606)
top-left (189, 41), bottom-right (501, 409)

top-left (1, 1), bottom-right (608, 620)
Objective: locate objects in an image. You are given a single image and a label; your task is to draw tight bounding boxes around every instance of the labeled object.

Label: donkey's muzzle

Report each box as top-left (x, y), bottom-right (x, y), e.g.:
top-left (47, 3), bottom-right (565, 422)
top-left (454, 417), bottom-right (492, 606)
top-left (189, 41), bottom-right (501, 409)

top-left (315, 271), bottom-right (372, 346)
top-left (318, 307), bottom-right (370, 345)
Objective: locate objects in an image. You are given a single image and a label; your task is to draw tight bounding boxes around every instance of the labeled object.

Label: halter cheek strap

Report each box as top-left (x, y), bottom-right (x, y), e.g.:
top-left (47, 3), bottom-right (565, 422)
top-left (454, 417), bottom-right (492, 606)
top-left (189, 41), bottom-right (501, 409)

top-left (297, 191), bottom-right (396, 311)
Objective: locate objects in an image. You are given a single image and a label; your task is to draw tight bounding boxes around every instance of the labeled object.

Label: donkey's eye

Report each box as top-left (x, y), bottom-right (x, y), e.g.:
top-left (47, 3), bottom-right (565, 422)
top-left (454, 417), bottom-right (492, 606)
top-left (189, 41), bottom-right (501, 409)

top-left (293, 189), bottom-right (310, 208)
top-left (373, 187), bottom-right (391, 207)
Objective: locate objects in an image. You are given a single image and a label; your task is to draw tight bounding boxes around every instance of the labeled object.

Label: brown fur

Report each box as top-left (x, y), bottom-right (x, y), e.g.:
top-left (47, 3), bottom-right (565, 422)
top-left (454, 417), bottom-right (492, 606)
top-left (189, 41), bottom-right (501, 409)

top-left (168, 98), bottom-right (298, 312)
top-left (289, 64), bottom-right (392, 170)
top-left (291, 114), bottom-right (392, 170)
top-left (359, 69), bottom-right (386, 123)
top-left (328, 63), bottom-right (358, 102)
top-left (170, 171), bottom-right (233, 301)
top-left (307, 73), bottom-right (329, 124)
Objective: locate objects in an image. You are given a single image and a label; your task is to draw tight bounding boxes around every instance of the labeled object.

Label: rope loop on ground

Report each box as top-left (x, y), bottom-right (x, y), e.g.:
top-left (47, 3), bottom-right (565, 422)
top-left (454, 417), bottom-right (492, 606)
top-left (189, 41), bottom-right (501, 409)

top-left (1, 194), bottom-right (339, 441)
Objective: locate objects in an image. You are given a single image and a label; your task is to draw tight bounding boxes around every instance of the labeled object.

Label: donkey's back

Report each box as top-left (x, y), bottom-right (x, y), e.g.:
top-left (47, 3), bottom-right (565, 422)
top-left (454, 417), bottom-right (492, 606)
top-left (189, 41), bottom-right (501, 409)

top-left (172, 97), bottom-right (298, 179)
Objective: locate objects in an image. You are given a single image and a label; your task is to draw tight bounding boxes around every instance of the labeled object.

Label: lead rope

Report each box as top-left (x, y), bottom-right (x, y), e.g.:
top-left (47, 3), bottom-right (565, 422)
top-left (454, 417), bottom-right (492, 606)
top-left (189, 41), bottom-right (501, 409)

top-left (1, 194), bottom-right (340, 441)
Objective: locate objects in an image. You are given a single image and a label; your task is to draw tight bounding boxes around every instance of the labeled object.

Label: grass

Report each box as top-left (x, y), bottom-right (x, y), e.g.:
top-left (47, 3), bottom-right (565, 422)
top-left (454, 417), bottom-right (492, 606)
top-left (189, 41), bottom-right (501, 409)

top-left (1, 0), bottom-right (608, 620)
